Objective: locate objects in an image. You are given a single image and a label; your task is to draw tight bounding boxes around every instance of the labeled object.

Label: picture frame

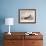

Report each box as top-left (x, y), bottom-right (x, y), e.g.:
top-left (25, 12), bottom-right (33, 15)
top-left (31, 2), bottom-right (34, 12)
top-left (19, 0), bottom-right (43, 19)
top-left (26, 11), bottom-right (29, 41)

top-left (18, 9), bottom-right (36, 23)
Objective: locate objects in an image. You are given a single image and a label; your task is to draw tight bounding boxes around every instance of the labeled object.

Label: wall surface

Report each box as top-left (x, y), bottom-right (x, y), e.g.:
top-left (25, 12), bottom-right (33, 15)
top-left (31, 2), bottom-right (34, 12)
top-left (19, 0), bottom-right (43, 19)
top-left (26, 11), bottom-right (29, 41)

top-left (0, 0), bottom-right (46, 46)
top-left (0, 0), bottom-right (46, 32)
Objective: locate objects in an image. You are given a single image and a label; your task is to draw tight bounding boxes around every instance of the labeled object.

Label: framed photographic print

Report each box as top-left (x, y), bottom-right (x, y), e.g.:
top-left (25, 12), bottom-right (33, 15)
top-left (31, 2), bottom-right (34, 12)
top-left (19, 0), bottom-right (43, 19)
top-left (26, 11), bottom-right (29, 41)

top-left (18, 9), bottom-right (36, 23)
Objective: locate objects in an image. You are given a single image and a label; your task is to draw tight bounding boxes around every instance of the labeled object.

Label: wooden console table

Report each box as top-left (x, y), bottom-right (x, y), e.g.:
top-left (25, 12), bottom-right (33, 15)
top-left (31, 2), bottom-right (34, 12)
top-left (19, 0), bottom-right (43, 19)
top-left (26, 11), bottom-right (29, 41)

top-left (4, 32), bottom-right (43, 46)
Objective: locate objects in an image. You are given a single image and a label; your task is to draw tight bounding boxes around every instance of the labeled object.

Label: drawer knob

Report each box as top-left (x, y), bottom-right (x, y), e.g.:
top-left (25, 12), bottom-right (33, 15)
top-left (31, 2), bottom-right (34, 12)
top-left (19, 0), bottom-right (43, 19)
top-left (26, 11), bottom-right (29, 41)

top-left (32, 42), bottom-right (35, 44)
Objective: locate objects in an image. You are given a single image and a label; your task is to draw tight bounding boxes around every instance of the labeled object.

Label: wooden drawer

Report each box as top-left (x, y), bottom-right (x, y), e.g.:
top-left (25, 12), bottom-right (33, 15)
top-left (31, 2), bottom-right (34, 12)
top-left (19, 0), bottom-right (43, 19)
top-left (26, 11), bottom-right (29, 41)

top-left (25, 35), bottom-right (43, 40)
top-left (32, 40), bottom-right (43, 46)
top-left (4, 35), bottom-right (24, 40)
top-left (4, 32), bottom-right (25, 40)
top-left (24, 40), bottom-right (43, 46)
top-left (4, 40), bottom-right (24, 46)
top-left (4, 40), bottom-right (16, 46)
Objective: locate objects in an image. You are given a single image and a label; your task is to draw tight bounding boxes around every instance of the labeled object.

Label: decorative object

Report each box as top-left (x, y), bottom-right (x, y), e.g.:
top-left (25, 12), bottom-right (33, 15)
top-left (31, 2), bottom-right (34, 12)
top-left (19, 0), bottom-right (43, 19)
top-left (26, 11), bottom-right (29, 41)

top-left (25, 32), bottom-right (38, 35)
top-left (18, 9), bottom-right (36, 23)
top-left (5, 18), bottom-right (14, 35)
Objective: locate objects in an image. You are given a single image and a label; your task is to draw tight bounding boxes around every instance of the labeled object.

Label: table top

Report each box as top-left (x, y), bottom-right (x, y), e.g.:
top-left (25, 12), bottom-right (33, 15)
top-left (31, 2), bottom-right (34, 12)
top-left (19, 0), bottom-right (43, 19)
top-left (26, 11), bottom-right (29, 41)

top-left (4, 32), bottom-right (43, 40)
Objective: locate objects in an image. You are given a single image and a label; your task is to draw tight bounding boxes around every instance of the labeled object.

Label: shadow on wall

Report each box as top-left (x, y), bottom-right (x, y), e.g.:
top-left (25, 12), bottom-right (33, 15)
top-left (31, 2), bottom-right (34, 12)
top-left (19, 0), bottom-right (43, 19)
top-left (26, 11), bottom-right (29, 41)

top-left (0, 16), bottom-right (5, 46)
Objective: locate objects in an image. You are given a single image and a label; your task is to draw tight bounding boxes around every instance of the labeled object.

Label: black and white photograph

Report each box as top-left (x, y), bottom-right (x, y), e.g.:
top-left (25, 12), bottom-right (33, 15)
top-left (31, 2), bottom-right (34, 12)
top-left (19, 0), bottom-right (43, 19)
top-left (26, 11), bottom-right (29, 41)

top-left (18, 9), bottom-right (36, 23)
